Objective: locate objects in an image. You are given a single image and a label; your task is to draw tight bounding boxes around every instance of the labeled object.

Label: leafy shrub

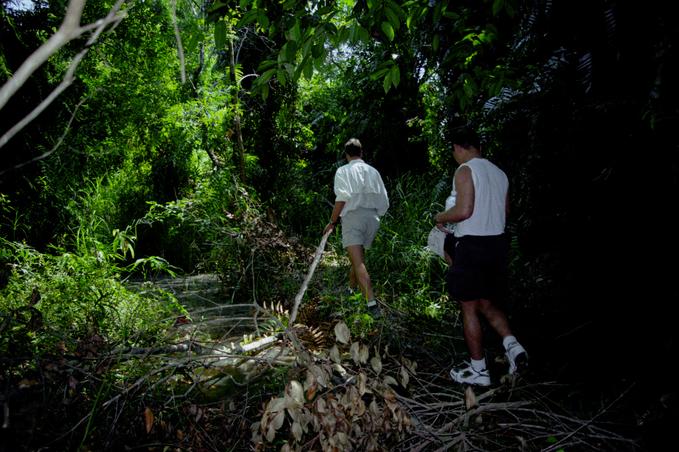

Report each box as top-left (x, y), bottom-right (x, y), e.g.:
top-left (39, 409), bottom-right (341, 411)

top-left (347, 173), bottom-right (452, 318)
top-left (0, 238), bottom-right (185, 360)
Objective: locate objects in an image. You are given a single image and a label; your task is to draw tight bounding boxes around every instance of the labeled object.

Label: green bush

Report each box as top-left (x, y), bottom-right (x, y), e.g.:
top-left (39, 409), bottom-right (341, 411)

top-left (0, 238), bottom-right (185, 360)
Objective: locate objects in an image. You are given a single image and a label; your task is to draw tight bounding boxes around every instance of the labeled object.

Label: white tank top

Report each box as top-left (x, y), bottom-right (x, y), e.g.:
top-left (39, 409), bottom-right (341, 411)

top-left (453, 158), bottom-right (508, 237)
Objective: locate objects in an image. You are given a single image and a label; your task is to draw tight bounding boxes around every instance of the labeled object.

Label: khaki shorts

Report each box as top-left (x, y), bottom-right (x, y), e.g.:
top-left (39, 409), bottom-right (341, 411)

top-left (341, 208), bottom-right (380, 249)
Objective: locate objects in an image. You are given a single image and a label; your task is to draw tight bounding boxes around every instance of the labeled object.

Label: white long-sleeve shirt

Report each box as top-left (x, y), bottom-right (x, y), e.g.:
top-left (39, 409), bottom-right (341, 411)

top-left (334, 159), bottom-right (389, 216)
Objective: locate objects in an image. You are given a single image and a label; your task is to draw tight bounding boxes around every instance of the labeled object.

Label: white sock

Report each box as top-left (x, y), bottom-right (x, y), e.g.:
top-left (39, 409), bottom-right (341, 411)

top-left (503, 335), bottom-right (518, 350)
top-left (367, 299), bottom-right (377, 307)
top-left (471, 357), bottom-right (486, 371)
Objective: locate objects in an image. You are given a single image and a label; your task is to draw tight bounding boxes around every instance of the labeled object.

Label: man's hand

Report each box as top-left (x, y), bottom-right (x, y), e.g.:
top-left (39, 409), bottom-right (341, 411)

top-left (323, 222), bottom-right (336, 235)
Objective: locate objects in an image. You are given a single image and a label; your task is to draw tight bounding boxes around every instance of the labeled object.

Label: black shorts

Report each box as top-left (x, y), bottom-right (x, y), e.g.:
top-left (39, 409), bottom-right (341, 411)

top-left (446, 234), bottom-right (508, 302)
top-left (443, 233), bottom-right (457, 260)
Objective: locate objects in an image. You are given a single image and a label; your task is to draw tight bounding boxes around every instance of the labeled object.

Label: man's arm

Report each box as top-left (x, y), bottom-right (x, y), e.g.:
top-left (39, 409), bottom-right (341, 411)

top-left (505, 190), bottom-right (510, 220)
top-left (434, 166), bottom-right (474, 224)
top-left (324, 201), bottom-right (346, 234)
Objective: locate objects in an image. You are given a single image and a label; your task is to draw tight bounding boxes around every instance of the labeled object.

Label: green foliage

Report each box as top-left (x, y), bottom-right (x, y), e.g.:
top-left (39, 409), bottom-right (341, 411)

top-left (367, 174), bottom-right (451, 316)
top-left (0, 237), bottom-right (185, 359)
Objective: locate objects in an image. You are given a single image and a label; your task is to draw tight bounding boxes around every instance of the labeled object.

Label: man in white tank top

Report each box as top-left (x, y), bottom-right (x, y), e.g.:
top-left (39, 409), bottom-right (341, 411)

top-left (434, 128), bottom-right (528, 386)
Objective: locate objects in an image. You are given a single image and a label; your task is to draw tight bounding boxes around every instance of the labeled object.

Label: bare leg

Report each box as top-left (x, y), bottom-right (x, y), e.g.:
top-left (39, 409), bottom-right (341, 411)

top-left (346, 244), bottom-right (374, 301)
top-left (459, 300), bottom-right (484, 360)
top-left (349, 265), bottom-right (358, 291)
top-left (477, 298), bottom-right (512, 338)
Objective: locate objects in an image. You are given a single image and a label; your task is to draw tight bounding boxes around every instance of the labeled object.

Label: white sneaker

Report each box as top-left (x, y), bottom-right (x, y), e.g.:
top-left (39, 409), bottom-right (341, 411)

top-left (366, 300), bottom-right (382, 319)
top-left (505, 341), bottom-right (528, 375)
top-left (449, 361), bottom-right (491, 386)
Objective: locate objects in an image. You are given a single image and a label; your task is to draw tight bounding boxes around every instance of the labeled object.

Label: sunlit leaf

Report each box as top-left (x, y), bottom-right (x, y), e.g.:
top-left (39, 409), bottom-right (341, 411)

top-left (384, 7), bottom-right (400, 30)
top-left (288, 20), bottom-right (302, 42)
top-left (381, 22), bottom-right (395, 41)
top-left (259, 68), bottom-right (276, 84)
top-left (383, 71), bottom-right (392, 93)
top-left (257, 11), bottom-right (269, 30)
top-left (390, 65), bottom-right (400, 88)
top-left (303, 61), bottom-right (314, 80)
top-left (288, 380), bottom-right (304, 405)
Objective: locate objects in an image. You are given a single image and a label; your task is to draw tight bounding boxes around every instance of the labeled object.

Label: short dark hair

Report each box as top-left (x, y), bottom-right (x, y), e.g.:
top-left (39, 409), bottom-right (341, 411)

top-left (344, 138), bottom-right (363, 157)
top-left (452, 127), bottom-right (481, 150)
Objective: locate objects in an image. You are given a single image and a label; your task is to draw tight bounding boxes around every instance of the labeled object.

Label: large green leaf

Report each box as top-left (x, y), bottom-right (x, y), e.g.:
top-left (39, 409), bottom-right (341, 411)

top-left (381, 21), bottom-right (395, 41)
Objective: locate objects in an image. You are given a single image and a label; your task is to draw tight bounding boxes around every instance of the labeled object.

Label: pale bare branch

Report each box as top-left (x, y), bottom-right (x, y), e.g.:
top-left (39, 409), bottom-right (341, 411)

top-left (171, 0), bottom-right (186, 83)
top-left (0, 0), bottom-right (85, 111)
top-left (0, 0), bottom-right (127, 151)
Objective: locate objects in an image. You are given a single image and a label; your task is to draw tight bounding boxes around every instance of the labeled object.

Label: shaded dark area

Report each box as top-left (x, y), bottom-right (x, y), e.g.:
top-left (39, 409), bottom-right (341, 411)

top-left (484, 2), bottom-right (679, 449)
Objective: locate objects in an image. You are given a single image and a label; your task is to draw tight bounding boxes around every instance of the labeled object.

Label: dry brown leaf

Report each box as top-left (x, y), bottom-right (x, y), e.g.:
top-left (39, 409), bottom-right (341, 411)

top-left (316, 397), bottom-right (328, 414)
top-left (354, 398), bottom-right (366, 417)
top-left (359, 344), bottom-right (369, 364)
top-left (269, 397), bottom-right (286, 413)
top-left (143, 407), bottom-right (154, 434)
top-left (383, 389), bottom-right (396, 403)
top-left (370, 355), bottom-right (382, 375)
top-left (305, 382), bottom-right (317, 401)
top-left (310, 364), bottom-right (329, 388)
top-left (17, 379), bottom-right (38, 389)
top-left (329, 345), bottom-right (341, 363)
top-left (464, 386), bottom-right (478, 410)
top-left (272, 410), bottom-right (285, 430)
top-left (266, 423), bottom-right (276, 442)
top-left (334, 322), bottom-right (351, 344)
top-left (350, 342), bottom-right (360, 364)
top-left (399, 366), bottom-right (410, 388)
top-left (357, 372), bottom-right (367, 396)
top-left (292, 421), bottom-right (303, 441)
top-left (287, 406), bottom-right (301, 423)
top-left (383, 375), bottom-right (398, 387)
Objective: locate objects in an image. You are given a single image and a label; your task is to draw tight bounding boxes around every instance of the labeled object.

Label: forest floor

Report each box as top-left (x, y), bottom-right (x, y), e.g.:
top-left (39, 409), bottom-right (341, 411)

top-left (1, 259), bottom-right (674, 451)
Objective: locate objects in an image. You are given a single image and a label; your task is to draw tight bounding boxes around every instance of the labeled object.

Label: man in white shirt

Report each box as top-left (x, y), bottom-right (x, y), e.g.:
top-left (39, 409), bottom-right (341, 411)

top-left (324, 138), bottom-right (389, 317)
top-left (434, 127), bottom-right (527, 386)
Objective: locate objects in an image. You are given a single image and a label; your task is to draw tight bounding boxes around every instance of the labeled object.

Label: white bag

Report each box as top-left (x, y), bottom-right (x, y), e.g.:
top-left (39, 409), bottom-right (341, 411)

top-left (426, 226), bottom-right (447, 259)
